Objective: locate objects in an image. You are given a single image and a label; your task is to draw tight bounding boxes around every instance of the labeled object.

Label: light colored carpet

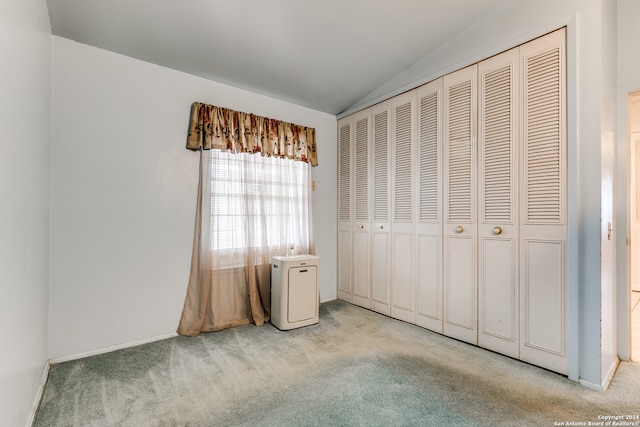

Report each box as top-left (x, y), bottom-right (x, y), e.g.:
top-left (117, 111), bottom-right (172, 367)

top-left (34, 300), bottom-right (640, 426)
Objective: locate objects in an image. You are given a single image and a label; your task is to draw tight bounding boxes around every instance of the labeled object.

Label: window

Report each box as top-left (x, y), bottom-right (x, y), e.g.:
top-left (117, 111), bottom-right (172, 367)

top-left (210, 149), bottom-right (311, 254)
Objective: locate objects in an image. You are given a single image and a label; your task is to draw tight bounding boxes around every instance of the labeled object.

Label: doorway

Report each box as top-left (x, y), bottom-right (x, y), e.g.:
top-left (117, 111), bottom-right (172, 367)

top-left (629, 91), bottom-right (640, 361)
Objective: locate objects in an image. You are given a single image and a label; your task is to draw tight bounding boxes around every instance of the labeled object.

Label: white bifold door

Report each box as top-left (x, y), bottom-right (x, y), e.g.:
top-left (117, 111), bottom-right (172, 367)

top-left (518, 29), bottom-right (567, 374)
top-left (337, 28), bottom-right (567, 375)
top-left (352, 111), bottom-right (371, 308)
top-left (477, 29), bottom-right (567, 371)
top-left (337, 104), bottom-right (392, 314)
top-left (443, 65), bottom-right (478, 345)
top-left (477, 47), bottom-right (520, 358)
top-left (371, 102), bottom-right (392, 315)
top-left (337, 119), bottom-right (352, 302)
top-left (391, 91), bottom-right (417, 323)
top-left (415, 80), bottom-right (444, 333)
top-left (476, 29), bottom-right (567, 372)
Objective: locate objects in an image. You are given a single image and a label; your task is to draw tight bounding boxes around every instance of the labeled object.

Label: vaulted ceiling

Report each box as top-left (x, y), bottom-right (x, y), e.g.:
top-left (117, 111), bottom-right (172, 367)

top-left (46, 0), bottom-right (509, 115)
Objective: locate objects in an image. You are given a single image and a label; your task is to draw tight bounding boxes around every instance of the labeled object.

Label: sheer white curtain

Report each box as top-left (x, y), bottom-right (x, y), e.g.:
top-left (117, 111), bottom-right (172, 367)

top-left (178, 149), bottom-right (314, 336)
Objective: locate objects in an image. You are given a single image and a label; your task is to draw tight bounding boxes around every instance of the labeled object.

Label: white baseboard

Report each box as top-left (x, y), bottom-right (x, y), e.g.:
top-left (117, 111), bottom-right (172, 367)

top-left (578, 356), bottom-right (620, 392)
top-left (601, 357), bottom-right (620, 391)
top-left (49, 332), bottom-right (179, 365)
top-left (26, 362), bottom-right (50, 427)
top-left (579, 378), bottom-right (603, 391)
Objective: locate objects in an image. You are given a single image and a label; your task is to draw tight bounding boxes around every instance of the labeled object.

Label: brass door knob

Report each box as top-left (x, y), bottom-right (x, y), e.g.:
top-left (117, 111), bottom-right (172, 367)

top-left (360, 224), bottom-right (364, 229)
top-left (379, 225), bottom-right (384, 230)
top-left (492, 226), bottom-right (503, 235)
top-left (455, 225), bottom-right (464, 233)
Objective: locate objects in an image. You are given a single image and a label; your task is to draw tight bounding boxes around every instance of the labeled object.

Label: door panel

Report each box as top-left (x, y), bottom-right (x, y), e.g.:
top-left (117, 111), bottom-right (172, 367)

top-left (444, 234), bottom-right (476, 343)
top-left (443, 65), bottom-right (477, 344)
top-left (352, 113), bottom-right (371, 308)
top-left (337, 119), bottom-right (352, 302)
top-left (372, 230), bottom-right (390, 314)
top-left (337, 225), bottom-right (352, 301)
top-left (392, 232), bottom-right (415, 323)
top-left (391, 91), bottom-right (416, 323)
top-left (521, 239), bottom-right (566, 373)
top-left (416, 233), bottom-right (442, 332)
top-left (371, 103), bottom-right (392, 314)
top-left (477, 47), bottom-right (519, 357)
top-left (519, 28), bottom-right (567, 374)
top-left (416, 79), bottom-right (443, 332)
top-left (479, 237), bottom-right (518, 355)
top-left (352, 224), bottom-right (370, 307)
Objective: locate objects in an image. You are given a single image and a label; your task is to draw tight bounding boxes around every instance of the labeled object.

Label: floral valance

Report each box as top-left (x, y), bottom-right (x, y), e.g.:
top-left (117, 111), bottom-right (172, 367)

top-left (186, 102), bottom-right (318, 166)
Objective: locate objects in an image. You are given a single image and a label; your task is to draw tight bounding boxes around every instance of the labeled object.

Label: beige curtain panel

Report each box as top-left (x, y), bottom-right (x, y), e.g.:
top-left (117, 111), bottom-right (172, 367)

top-left (178, 103), bottom-right (315, 337)
top-left (177, 150), bottom-right (277, 336)
top-left (186, 102), bottom-right (318, 166)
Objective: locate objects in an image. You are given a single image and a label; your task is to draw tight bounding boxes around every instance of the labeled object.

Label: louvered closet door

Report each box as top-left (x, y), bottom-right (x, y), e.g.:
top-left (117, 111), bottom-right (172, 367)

top-left (443, 65), bottom-right (477, 344)
top-left (415, 79), bottom-right (444, 333)
top-left (337, 117), bottom-right (353, 302)
top-left (478, 47), bottom-right (520, 358)
top-left (352, 111), bottom-right (371, 308)
top-left (391, 91), bottom-right (417, 323)
top-left (519, 28), bottom-right (567, 374)
top-left (371, 101), bottom-right (392, 315)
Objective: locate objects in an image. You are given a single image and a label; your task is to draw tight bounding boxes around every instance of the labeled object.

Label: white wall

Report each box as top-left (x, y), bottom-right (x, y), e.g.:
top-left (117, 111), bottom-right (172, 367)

top-left (0, 0), bottom-right (51, 425)
top-left (49, 36), bottom-right (337, 360)
top-left (343, 0), bottom-right (616, 388)
top-left (617, 0), bottom-right (640, 91)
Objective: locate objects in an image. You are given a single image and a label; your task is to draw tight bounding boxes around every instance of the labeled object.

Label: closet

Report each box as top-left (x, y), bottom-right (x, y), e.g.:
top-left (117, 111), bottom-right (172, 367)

top-left (337, 28), bottom-right (567, 375)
